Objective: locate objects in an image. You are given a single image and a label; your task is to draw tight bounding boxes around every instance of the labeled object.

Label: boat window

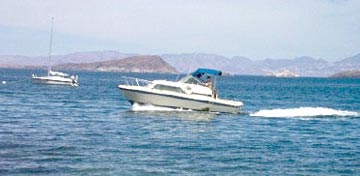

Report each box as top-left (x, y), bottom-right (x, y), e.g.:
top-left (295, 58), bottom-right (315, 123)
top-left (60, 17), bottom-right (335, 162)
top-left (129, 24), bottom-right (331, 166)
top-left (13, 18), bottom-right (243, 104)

top-left (153, 84), bottom-right (185, 93)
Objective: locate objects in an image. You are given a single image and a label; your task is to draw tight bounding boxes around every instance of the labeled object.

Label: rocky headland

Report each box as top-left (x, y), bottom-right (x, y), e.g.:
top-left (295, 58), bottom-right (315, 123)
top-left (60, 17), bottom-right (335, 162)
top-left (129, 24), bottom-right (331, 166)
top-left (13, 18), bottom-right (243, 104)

top-left (330, 70), bottom-right (360, 78)
top-left (53, 55), bottom-right (177, 74)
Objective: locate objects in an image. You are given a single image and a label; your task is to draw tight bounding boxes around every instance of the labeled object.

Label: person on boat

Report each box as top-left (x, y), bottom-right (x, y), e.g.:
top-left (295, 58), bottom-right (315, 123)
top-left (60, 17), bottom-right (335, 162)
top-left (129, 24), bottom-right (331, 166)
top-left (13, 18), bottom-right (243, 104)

top-left (203, 76), bottom-right (218, 99)
top-left (204, 76), bottom-right (213, 88)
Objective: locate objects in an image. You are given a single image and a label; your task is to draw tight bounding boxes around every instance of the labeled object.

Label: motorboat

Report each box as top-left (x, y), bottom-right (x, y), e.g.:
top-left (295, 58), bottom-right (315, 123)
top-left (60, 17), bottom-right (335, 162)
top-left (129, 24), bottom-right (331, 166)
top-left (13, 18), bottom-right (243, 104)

top-left (32, 70), bottom-right (78, 87)
top-left (118, 68), bottom-right (243, 113)
top-left (31, 17), bottom-right (79, 87)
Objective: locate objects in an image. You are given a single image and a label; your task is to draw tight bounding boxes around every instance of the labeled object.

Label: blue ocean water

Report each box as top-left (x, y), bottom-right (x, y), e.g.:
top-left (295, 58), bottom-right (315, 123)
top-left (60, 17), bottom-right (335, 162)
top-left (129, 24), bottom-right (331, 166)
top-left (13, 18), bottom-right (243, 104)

top-left (0, 69), bottom-right (359, 175)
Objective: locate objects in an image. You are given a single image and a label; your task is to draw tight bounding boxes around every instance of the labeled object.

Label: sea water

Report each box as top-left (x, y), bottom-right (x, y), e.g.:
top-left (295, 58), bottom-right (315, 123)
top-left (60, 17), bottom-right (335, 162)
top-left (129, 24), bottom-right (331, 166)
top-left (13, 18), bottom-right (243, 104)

top-left (0, 69), bottom-right (359, 175)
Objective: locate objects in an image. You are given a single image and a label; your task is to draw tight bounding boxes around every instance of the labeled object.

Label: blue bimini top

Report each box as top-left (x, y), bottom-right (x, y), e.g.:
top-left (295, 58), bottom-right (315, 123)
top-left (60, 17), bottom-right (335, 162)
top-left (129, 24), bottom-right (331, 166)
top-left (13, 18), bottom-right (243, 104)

top-left (192, 68), bottom-right (222, 78)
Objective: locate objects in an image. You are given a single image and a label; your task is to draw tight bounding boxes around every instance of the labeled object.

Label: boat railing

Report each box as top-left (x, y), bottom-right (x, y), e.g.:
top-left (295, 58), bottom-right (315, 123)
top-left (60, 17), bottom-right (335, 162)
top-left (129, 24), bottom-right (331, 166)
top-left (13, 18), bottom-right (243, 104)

top-left (121, 76), bottom-right (152, 87)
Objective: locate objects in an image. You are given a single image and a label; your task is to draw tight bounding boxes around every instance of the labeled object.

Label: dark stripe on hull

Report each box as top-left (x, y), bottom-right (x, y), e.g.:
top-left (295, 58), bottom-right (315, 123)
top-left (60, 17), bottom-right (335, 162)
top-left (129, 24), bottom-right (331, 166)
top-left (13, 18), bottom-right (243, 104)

top-left (132, 101), bottom-right (195, 111)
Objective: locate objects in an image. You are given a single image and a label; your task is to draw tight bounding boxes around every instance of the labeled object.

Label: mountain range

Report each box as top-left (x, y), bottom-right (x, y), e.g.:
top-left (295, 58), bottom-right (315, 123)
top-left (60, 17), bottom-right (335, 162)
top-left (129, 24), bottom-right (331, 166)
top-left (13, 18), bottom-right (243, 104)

top-left (1, 50), bottom-right (359, 77)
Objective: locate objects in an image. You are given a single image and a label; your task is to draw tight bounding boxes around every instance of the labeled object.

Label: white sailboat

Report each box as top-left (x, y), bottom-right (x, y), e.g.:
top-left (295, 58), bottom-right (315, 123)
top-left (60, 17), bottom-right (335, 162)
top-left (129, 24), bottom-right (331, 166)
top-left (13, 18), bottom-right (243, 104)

top-left (32, 17), bottom-right (79, 87)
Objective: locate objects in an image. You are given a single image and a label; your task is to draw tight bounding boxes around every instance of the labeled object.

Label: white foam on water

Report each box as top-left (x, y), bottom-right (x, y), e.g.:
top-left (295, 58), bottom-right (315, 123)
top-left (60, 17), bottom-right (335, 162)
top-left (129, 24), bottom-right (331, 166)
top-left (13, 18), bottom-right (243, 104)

top-left (131, 103), bottom-right (191, 112)
top-left (250, 107), bottom-right (359, 118)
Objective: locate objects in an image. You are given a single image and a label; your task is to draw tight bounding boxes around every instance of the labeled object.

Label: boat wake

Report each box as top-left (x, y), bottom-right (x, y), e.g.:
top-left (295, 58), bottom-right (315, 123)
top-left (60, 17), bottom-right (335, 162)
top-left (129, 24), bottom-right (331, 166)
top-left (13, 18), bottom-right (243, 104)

top-left (250, 107), bottom-right (359, 118)
top-left (131, 103), bottom-right (192, 112)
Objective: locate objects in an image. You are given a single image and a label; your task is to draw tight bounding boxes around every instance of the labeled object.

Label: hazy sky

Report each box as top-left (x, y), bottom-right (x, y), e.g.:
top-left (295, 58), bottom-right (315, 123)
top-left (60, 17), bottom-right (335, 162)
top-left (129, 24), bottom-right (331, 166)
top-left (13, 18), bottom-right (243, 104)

top-left (0, 0), bottom-right (359, 60)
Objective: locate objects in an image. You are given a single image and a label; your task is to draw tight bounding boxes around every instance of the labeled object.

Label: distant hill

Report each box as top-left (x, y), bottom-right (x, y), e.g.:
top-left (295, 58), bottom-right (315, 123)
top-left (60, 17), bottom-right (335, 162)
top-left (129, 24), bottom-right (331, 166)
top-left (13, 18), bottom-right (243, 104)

top-left (332, 53), bottom-right (360, 72)
top-left (258, 56), bottom-right (330, 76)
top-left (53, 55), bottom-right (177, 74)
top-left (162, 54), bottom-right (332, 76)
top-left (330, 70), bottom-right (360, 78)
top-left (162, 53), bottom-right (360, 77)
top-left (335, 53), bottom-right (360, 65)
top-left (162, 53), bottom-right (232, 74)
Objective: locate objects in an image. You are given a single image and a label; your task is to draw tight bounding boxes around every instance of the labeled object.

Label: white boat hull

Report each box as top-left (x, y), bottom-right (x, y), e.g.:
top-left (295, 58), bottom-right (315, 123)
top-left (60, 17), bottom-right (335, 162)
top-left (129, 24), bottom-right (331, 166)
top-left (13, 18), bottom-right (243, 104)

top-left (119, 86), bottom-right (242, 114)
top-left (32, 76), bottom-right (78, 87)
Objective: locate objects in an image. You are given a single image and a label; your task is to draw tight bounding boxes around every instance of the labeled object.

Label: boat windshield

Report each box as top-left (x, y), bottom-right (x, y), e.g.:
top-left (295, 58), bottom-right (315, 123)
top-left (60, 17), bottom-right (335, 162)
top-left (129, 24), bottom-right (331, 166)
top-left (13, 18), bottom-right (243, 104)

top-left (178, 75), bottom-right (202, 85)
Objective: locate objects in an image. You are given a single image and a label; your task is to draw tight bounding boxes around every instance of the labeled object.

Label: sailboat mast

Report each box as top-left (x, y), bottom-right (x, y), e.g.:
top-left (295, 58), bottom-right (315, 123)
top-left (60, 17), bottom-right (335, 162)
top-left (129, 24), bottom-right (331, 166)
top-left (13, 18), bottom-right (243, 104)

top-left (48, 17), bottom-right (54, 76)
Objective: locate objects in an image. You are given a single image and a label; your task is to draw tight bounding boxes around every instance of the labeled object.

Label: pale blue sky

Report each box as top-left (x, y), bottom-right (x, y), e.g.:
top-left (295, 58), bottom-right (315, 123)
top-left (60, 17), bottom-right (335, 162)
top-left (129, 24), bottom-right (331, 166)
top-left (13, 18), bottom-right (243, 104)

top-left (0, 0), bottom-right (359, 60)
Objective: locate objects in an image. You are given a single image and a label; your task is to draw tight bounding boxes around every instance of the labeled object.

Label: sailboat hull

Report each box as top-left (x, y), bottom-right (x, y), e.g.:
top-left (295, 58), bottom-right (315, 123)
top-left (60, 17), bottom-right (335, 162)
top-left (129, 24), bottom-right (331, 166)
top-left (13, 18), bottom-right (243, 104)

top-left (32, 76), bottom-right (78, 86)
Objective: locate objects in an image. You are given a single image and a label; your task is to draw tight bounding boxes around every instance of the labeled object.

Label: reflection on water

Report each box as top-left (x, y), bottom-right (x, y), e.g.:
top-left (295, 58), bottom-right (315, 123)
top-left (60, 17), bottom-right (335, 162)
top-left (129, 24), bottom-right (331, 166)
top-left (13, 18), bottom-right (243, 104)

top-left (126, 110), bottom-right (217, 121)
top-left (129, 103), bottom-right (218, 121)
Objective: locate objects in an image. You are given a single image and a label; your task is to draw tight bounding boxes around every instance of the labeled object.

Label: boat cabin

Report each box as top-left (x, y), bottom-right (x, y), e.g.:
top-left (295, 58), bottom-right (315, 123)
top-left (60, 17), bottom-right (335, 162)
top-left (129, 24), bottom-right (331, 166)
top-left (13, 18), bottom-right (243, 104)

top-left (149, 68), bottom-right (222, 98)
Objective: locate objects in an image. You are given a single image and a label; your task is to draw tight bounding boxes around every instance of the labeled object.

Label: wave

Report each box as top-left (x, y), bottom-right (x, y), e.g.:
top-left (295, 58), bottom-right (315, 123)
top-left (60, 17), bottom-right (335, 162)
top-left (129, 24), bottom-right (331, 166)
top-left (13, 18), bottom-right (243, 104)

top-left (250, 107), bottom-right (359, 118)
top-left (131, 103), bottom-right (192, 112)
